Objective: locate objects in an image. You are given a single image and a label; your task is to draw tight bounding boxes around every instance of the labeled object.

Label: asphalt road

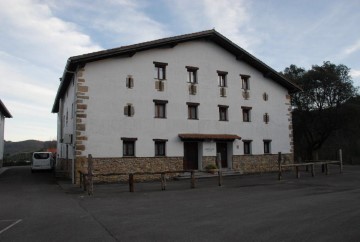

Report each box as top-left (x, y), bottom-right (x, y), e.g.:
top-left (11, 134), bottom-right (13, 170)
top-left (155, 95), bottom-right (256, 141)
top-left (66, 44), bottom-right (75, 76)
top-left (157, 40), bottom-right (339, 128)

top-left (0, 165), bottom-right (360, 242)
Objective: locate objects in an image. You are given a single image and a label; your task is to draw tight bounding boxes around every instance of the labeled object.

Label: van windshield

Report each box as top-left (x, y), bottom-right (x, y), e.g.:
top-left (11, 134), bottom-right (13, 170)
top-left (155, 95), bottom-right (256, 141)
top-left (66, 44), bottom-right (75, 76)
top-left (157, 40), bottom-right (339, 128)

top-left (34, 153), bottom-right (50, 159)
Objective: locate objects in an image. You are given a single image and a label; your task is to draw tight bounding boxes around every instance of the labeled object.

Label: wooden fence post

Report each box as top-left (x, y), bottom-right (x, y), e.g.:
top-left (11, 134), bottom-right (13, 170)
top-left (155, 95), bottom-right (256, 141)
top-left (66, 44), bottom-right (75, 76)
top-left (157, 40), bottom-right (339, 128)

top-left (161, 173), bottom-right (166, 190)
top-left (216, 153), bottom-right (222, 186)
top-left (87, 154), bottom-right (93, 196)
top-left (190, 171), bottom-right (195, 189)
top-left (129, 173), bottom-right (134, 192)
top-left (325, 163), bottom-right (329, 175)
top-left (339, 149), bottom-right (343, 174)
top-left (296, 166), bottom-right (300, 178)
top-left (311, 164), bottom-right (315, 177)
top-left (278, 152), bottom-right (282, 180)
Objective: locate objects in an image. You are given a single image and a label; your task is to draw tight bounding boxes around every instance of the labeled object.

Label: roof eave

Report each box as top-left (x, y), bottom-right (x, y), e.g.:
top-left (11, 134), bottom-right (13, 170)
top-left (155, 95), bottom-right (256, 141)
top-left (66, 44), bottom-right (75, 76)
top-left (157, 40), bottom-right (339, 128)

top-left (0, 100), bottom-right (12, 118)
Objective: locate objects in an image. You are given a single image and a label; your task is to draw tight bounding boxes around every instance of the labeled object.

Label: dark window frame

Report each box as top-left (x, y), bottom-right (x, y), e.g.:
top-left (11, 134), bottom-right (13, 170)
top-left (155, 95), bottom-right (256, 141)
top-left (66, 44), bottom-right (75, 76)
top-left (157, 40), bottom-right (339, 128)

top-left (187, 102), bottom-right (199, 120)
top-left (217, 70), bottom-right (228, 87)
top-left (153, 100), bottom-right (168, 119)
top-left (243, 140), bottom-right (252, 155)
top-left (186, 66), bottom-right (198, 84)
top-left (242, 106), bottom-right (252, 122)
top-left (121, 137), bottom-right (137, 157)
top-left (263, 139), bottom-right (272, 154)
top-left (154, 62), bottom-right (168, 80)
top-left (153, 139), bottom-right (168, 157)
top-left (241, 74), bottom-right (250, 90)
top-left (218, 105), bottom-right (229, 121)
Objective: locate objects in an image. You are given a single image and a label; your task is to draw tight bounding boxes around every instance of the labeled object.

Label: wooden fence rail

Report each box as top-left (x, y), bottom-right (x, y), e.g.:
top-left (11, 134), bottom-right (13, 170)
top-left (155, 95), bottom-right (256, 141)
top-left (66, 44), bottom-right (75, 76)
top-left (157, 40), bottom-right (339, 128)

top-left (78, 169), bottom-right (223, 195)
top-left (278, 161), bottom-right (342, 180)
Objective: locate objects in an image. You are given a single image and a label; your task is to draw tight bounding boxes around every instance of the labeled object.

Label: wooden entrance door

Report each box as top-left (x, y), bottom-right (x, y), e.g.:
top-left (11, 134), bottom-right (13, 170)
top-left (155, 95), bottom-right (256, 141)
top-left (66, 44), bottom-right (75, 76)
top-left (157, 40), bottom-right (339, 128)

top-left (216, 142), bottom-right (228, 168)
top-left (184, 142), bottom-right (198, 170)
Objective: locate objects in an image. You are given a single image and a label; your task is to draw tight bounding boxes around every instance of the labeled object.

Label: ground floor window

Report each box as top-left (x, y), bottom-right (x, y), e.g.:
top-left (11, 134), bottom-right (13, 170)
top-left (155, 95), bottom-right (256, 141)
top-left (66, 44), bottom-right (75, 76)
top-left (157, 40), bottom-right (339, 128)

top-left (243, 140), bottom-right (252, 155)
top-left (264, 140), bottom-right (271, 154)
top-left (121, 138), bottom-right (137, 156)
top-left (154, 139), bottom-right (167, 156)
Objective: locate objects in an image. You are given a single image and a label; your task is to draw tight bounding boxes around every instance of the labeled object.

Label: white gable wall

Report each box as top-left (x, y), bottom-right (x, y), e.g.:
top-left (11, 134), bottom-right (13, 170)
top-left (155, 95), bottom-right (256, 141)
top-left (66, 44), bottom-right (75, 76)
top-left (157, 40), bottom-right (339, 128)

top-left (80, 40), bottom-right (291, 158)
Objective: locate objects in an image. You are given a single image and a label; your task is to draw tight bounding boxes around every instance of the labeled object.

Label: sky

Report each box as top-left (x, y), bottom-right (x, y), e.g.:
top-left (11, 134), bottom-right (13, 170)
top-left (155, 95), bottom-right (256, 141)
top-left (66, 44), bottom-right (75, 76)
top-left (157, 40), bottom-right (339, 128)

top-left (1, 0), bottom-right (360, 142)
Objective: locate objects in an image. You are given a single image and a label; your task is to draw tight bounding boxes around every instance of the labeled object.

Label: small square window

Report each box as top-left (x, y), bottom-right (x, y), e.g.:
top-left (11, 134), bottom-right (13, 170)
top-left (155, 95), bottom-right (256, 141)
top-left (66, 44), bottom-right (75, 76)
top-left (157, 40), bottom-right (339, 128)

top-left (242, 107), bottom-right (252, 122)
top-left (264, 140), bottom-right (271, 154)
top-left (243, 140), bottom-right (252, 155)
top-left (154, 140), bottom-right (167, 156)
top-left (219, 105), bottom-right (228, 121)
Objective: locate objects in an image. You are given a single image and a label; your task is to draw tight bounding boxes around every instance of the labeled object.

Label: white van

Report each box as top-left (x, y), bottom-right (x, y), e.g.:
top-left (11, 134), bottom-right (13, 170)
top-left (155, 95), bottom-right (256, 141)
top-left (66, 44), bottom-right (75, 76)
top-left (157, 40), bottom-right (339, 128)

top-left (31, 152), bottom-right (54, 172)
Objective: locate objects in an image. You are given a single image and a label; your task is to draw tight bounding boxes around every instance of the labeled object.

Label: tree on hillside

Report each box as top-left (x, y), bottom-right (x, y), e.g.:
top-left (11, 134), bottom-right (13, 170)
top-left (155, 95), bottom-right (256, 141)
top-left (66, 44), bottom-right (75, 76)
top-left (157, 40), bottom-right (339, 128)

top-left (282, 61), bottom-right (358, 160)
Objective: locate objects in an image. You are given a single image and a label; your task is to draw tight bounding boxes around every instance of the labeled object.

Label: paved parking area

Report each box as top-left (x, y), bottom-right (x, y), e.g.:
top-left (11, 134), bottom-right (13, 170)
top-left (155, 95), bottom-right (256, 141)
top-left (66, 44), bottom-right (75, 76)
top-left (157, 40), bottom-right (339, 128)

top-left (1, 165), bottom-right (360, 241)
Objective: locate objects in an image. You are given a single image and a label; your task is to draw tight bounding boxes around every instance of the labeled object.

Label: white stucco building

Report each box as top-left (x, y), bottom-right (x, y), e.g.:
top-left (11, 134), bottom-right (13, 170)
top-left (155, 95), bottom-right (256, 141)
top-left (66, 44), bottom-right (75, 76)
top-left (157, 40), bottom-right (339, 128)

top-left (52, 30), bottom-right (300, 183)
top-left (0, 99), bottom-right (12, 167)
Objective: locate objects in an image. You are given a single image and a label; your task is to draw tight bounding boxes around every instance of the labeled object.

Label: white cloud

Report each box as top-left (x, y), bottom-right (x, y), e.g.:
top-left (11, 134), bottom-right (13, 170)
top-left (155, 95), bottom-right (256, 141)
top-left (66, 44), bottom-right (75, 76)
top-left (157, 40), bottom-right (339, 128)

top-left (351, 69), bottom-right (360, 78)
top-left (0, 0), bottom-right (102, 70)
top-left (48, 0), bottom-right (170, 45)
top-left (169, 0), bottom-right (256, 50)
top-left (343, 40), bottom-right (360, 56)
top-left (0, 0), bottom-right (103, 141)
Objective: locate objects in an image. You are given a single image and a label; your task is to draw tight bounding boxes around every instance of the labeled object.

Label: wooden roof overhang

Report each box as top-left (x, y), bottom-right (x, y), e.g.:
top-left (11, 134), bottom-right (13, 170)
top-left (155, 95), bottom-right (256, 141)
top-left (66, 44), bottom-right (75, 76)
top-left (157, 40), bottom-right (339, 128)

top-left (178, 133), bottom-right (241, 142)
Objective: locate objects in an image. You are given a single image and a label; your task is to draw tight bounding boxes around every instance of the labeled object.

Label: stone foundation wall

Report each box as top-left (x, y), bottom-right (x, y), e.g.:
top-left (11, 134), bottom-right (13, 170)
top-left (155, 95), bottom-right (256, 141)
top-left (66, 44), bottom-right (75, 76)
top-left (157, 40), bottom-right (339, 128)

top-left (232, 153), bottom-right (293, 174)
top-left (202, 156), bottom-right (216, 169)
top-left (74, 156), bottom-right (183, 183)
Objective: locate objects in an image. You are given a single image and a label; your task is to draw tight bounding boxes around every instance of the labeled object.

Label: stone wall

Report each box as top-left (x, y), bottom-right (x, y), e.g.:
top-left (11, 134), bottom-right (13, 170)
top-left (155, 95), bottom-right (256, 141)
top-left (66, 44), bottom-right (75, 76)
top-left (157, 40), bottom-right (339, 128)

top-left (74, 156), bottom-right (183, 183)
top-left (232, 153), bottom-right (293, 174)
top-left (202, 156), bottom-right (216, 169)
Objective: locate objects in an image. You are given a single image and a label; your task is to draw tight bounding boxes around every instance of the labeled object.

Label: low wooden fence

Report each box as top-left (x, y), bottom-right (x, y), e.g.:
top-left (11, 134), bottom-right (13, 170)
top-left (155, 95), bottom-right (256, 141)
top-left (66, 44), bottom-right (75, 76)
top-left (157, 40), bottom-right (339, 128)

top-left (278, 149), bottom-right (343, 180)
top-left (79, 154), bottom-right (224, 195)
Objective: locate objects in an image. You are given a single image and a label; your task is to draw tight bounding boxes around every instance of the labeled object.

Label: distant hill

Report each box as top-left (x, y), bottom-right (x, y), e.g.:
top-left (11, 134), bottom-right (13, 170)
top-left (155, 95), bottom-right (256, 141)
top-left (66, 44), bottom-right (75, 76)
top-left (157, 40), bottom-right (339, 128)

top-left (4, 140), bottom-right (57, 156)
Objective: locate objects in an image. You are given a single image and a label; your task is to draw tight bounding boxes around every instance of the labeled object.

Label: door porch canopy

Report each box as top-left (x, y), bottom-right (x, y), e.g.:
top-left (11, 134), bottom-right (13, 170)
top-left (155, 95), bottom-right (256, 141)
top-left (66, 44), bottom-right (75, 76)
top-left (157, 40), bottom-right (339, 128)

top-left (178, 133), bottom-right (241, 142)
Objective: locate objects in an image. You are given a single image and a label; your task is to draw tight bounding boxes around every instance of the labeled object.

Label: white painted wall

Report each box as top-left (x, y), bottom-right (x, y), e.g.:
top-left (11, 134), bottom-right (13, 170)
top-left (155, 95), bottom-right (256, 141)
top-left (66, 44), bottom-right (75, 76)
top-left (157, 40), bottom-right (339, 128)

top-left (57, 76), bottom-right (76, 160)
top-left (0, 114), bottom-right (5, 160)
top-left (74, 40), bottom-right (292, 158)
